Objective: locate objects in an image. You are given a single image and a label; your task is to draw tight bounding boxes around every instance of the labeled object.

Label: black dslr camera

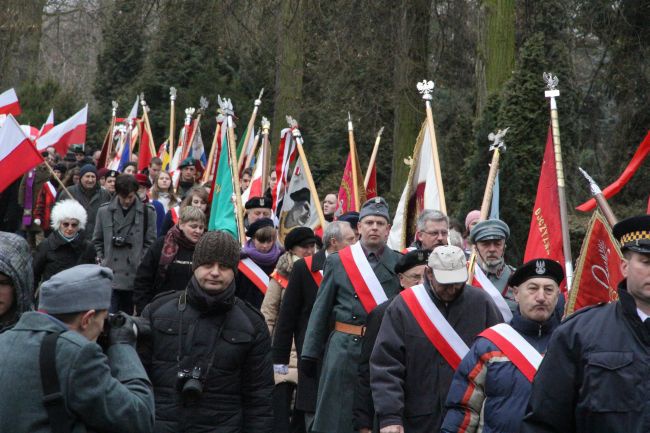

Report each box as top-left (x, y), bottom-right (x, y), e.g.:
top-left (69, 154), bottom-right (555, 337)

top-left (177, 366), bottom-right (203, 401)
top-left (111, 235), bottom-right (131, 247)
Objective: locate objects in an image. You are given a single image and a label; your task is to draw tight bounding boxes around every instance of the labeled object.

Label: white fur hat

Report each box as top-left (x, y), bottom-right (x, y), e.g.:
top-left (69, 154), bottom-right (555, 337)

top-left (51, 199), bottom-right (88, 231)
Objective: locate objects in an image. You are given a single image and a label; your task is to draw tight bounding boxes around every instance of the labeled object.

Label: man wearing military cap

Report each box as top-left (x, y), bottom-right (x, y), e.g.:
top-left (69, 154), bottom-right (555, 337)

top-left (521, 215), bottom-right (650, 433)
top-left (245, 196), bottom-right (273, 227)
top-left (469, 219), bottom-right (517, 310)
top-left (302, 197), bottom-right (402, 433)
top-left (443, 258), bottom-right (564, 433)
top-left (177, 156), bottom-right (199, 198)
top-left (0, 264), bottom-right (155, 432)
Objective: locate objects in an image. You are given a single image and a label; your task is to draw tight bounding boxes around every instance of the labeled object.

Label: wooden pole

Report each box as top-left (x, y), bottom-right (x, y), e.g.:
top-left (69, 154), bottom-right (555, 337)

top-left (544, 72), bottom-right (573, 288)
top-left (42, 159), bottom-right (73, 200)
top-left (347, 112), bottom-right (361, 210)
top-left (260, 117), bottom-right (271, 193)
top-left (227, 112), bottom-right (247, 244)
top-left (364, 126), bottom-right (384, 188)
top-left (169, 87), bottom-right (177, 160)
top-left (238, 88), bottom-right (264, 170)
top-left (418, 80), bottom-right (447, 214)
top-left (202, 119), bottom-right (221, 184)
top-left (103, 105), bottom-right (117, 166)
top-left (291, 127), bottom-right (326, 229)
top-left (244, 132), bottom-right (261, 169)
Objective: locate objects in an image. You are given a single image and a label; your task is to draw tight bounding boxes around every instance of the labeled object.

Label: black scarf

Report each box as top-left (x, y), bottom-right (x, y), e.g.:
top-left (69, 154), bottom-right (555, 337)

top-left (186, 276), bottom-right (235, 315)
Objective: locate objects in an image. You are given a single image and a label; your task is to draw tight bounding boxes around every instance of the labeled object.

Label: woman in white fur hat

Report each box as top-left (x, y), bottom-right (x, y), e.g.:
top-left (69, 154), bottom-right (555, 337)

top-left (33, 199), bottom-right (96, 289)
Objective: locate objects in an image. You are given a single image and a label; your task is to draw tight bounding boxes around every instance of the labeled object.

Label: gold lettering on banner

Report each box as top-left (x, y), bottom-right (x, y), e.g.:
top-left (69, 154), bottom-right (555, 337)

top-left (534, 208), bottom-right (551, 255)
top-left (590, 239), bottom-right (618, 301)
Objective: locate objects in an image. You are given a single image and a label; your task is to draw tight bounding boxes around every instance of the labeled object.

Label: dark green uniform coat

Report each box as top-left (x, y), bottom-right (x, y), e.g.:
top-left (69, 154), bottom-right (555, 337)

top-left (302, 244), bottom-right (402, 433)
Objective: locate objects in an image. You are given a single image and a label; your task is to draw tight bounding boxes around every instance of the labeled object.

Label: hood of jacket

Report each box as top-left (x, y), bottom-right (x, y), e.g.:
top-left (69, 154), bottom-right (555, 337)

top-left (0, 232), bottom-right (34, 324)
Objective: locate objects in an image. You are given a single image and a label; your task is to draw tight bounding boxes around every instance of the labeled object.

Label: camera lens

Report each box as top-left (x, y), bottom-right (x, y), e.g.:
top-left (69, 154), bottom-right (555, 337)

top-left (182, 378), bottom-right (203, 401)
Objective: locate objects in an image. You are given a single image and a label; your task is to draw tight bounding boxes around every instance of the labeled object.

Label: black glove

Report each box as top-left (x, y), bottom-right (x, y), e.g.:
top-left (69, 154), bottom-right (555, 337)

top-left (300, 357), bottom-right (318, 378)
top-left (107, 312), bottom-right (139, 347)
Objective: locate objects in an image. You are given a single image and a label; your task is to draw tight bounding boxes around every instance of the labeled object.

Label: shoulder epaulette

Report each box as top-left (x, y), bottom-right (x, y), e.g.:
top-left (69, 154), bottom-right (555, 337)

top-left (562, 302), bottom-right (607, 323)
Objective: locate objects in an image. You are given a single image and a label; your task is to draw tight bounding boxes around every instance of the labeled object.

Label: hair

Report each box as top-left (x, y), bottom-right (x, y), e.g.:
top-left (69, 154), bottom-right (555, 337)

top-left (416, 209), bottom-right (449, 231)
top-left (62, 166), bottom-right (80, 187)
top-left (123, 161), bottom-right (138, 173)
top-left (179, 205), bottom-right (207, 225)
top-left (150, 171), bottom-right (179, 202)
top-left (241, 167), bottom-right (253, 178)
top-left (49, 311), bottom-right (84, 325)
top-left (448, 229), bottom-right (463, 248)
top-left (181, 186), bottom-right (209, 208)
top-left (323, 220), bottom-right (352, 249)
top-left (254, 225), bottom-right (277, 243)
top-left (115, 174), bottom-right (139, 196)
top-left (51, 199), bottom-right (88, 231)
top-left (149, 157), bottom-right (162, 167)
top-left (449, 218), bottom-right (464, 235)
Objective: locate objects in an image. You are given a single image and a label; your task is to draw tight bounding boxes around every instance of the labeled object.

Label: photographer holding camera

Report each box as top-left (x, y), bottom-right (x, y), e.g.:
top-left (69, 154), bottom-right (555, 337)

top-left (138, 231), bottom-right (274, 433)
top-left (0, 264), bottom-right (154, 433)
top-left (94, 174), bottom-right (157, 313)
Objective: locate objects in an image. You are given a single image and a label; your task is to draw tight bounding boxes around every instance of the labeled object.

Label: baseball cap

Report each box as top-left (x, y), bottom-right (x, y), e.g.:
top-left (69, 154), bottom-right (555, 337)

top-left (428, 245), bottom-right (468, 284)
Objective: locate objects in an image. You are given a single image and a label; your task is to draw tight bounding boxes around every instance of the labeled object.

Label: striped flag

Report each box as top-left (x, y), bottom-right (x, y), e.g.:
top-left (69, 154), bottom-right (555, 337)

top-left (0, 115), bottom-right (43, 192)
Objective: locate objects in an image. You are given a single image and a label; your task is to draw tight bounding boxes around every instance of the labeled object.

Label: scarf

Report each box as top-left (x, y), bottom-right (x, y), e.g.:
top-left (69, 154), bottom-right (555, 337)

top-left (242, 239), bottom-right (283, 267)
top-left (159, 225), bottom-right (197, 281)
top-left (57, 230), bottom-right (79, 243)
top-left (186, 275), bottom-right (235, 315)
top-left (22, 170), bottom-right (35, 226)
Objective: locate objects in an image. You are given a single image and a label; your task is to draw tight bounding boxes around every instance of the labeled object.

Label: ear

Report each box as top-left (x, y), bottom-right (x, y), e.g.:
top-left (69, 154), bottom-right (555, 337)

top-left (79, 310), bottom-right (97, 331)
top-left (512, 284), bottom-right (520, 303)
top-left (620, 257), bottom-right (629, 279)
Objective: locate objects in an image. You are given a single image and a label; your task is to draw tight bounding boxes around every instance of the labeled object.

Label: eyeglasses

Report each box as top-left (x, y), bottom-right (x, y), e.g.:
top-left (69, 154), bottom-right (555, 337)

top-left (401, 273), bottom-right (424, 281)
top-left (61, 222), bottom-right (79, 228)
top-left (420, 230), bottom-right (448, 238)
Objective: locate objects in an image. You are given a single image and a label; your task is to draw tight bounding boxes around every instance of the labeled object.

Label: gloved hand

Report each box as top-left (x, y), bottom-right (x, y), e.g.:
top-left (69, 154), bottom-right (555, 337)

top-left (300, 357), bottom-right (318, 378)
top-left (108, 312), bottom-right (139, 347)
top-left (274, 364), bottom-right (289, 375)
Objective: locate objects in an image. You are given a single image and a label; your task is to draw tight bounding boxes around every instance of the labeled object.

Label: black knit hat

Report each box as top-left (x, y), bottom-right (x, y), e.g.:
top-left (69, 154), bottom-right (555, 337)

top-left (284, 227), bottom-right (317, 251)
top-left (192, 231), bottom-right (241, 271)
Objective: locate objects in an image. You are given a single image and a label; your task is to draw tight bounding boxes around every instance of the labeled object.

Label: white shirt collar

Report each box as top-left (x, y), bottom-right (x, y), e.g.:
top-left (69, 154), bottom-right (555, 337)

top-left (637, 308), bottom-right (649, 322)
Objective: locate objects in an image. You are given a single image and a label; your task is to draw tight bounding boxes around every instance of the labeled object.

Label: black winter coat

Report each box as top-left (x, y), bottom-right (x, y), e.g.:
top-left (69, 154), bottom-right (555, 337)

top-left (133, 236), bottom-right (195, 314)
top-left (33, 231), bottom-right (96, 287)
top-left (272, 249), bottom-right (326, 412)
top-left (521, 282), bottom-right (650, 433)
top-left (139, 279), bottom-right (274, 433)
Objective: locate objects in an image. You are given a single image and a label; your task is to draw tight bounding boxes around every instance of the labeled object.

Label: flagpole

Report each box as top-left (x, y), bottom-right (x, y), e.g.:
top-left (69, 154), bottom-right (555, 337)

top-left (224, 98), bottom-right (247, 244)
top-left (41, 159), bottom-right (73, 200)
top-left (202, 113), bottom-right (221, 184)
top-left (347, 112), bottom-right (362, 210)
top-left (238, 88), bottom-right (264, 170)
top-left (544, 72), bottom-right (573, 288)
top-left (101, 101), bottom-right (118, 168)
top-left (578, 167), bottom-right (618, 226)
top-left (168, 87), bottom-right (177, 159)
top-left (180, 107), bottom-right (196, 161)
top-left (417, 80), bottom-right (447, 214)
top-left (364, 126), bottom-right (384, 188)
top-left (260, 117), bottom-right (271, 192)
top-left (289, 117), bottom-right (326, 229)
top-left (139, 94), bottom-right (157, 157)
top-left (244, 132), bottom-right (261, 169)
top-left (467, 128), bottom-right (508, 283)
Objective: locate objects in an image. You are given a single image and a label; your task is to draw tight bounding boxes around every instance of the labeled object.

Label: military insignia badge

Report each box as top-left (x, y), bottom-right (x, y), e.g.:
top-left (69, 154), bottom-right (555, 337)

top-left (535, 260), bottom-right (546, 275)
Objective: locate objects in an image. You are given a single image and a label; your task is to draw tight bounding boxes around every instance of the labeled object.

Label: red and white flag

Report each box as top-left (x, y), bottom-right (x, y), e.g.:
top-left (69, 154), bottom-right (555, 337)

top-left (35, 105), bottom-right (88, 156)
top-left (39, 109), bottom-right (54, 137)
top-left (242, 146), bottom-right (265, 203)
top-left (523, 127), bottom-right (566, 292)
top-left (0, 88), bottom-right (21, 116)
top-left (565, 210), bottom-right (623, 315)
top-left (0, 115), bottom-right (43, 193)
top-left (271, 128), bottom-right (297, 211)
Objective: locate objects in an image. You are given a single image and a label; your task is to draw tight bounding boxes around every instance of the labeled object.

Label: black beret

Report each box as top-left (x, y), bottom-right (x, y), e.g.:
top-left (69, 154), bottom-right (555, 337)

top-left (338, 211), bottom-right (360, 229)
top-left (246, 218), bottom-right (274, 238)
top-left (508, 259), bottom-right (564, 287)
top-left (612, 215), bottom-right (650, 254)
top-left (284, 227), bottom-right (317, 251)
top-left (395, 249), bottom-right (429, 274)
top-left (245, 196), bottom-right (272, 210)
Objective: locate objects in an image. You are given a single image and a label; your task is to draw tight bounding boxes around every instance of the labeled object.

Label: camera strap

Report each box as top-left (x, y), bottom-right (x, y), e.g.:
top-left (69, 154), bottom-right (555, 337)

top-left (39, 330), bottom-right (72, 433)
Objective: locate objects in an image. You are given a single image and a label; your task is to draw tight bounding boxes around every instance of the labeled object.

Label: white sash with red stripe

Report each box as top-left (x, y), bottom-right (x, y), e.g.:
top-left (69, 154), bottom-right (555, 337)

top-left (238, 258), bottom-right (270, 294)
top-left (170, 206), bottom-right (180, 224)
top-left (401, 284), bottom-right (469, 369)
top-left (479, 323), bottom-right (543, 382)
top-left (44, 181), bottom-right (57, 200)
top-left (472, 265), bottom-right (513, 322)
top-left (339, 242), bottom-right (388, 313)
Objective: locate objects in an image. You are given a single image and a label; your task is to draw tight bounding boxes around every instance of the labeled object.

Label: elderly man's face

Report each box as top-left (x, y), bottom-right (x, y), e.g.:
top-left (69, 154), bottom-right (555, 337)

top-left (514, 277), bottom-right (560, 323)
top-left (426, 267), bottom-right (465, 302)
top-left (417, 219), bottom-right (449, 251)
top-left (399, 264), bottom-right (426, 289)
top-left (248, 207), bottom-right (272, 224)
top-left (476, 239), bottom-right (506, 265)
top-left (80, 173), bottom-right (96, 190)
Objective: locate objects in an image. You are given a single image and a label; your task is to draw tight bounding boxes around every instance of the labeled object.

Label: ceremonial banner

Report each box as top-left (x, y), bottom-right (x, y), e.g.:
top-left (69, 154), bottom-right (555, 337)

top-left (0, 115), bottom-right (43, 193)
top-left (366, 162), bottom-right (377, 200)
top-left (566, 210), bottom-right (623, 315)
top-left (336, 151), bottom-right (366, 214)
top-left (39, 110), bottom-right (54, 137)
top-left (489, 170), bottom-right (500, 220)
top-left (207, 131), bottom-right (238, 239)
top-left (388, 122), bottom-right (442, 250)
top-left (137, 120), bottom-right (154, 172)
top-left (272, 128), bottom-right (297, 211)
top-left (523, 127), bottom-right (566, 292)
top-left (117, 131), bottom-right (132, 172)
top-left (401, 284), bottom-right (469, 369)
top-left (339, 242), bottom-right (388, 313)
top-left (278, 158), bottom-right (320, 242)
top-left (0, 88), bottom-right (21, 116)
top-left (190, 123), bottom-right (207, 168)
top-left (242, 146), bottom-right (265, 203)
top-left (35, 105), bottom-right (87, 156)
top-left (577, 130), bottom-right (650, 212)
top-left (479, 323), bottom-right (542, 382)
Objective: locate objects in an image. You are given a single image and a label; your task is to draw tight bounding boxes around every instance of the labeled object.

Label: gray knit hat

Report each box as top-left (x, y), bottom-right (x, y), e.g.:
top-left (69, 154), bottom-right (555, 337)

top-left (38, 265), bottom-right (112, 314)
top-left (192, 231), bottom-right (241, 271)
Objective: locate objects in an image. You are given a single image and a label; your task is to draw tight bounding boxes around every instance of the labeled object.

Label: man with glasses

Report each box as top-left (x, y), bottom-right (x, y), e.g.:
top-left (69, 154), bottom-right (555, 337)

top-left (409, 210), bottom-right (450, 253)
top-left (355, 249), bottom-right (429, 433)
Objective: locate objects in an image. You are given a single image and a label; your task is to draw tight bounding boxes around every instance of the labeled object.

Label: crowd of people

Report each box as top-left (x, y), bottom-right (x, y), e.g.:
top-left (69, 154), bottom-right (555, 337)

top-left (0, 144), bottom-right (649, 433)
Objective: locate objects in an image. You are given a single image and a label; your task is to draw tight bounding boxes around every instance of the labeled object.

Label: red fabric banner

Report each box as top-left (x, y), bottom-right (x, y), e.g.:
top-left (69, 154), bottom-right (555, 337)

top-left (337, 154), bottom-right (356, 213)
top-left (566, 211), bottom-right (623, 315)
top-left (524, 127), bottom-right (566, 292)
top-left (366, 162), bottom-right (377, 200)
top-left (138, 120), bottom-right (154, 172)
top-left (576, 130), bottom-right (650, 212)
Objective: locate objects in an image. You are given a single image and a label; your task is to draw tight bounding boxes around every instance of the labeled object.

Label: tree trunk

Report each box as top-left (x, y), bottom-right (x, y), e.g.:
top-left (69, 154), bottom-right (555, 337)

top-left (390, 0), bottom-right (430, 192)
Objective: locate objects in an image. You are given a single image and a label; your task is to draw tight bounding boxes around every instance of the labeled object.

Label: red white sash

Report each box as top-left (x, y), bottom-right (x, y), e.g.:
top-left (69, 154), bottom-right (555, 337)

top-left (304, 255), bottom-right (323, 286)
top-left (44, 181), bottom-right (57, 200)
top-left (401, 284), bottom-right (469, 369)
top-left (238, 258), bottom-right (270, 294)
top-left (471, 265), bottom-right (513, 322)
top-left (479, 323), bottom-right (543, 382)
top-left (339, 242), bottom-right (388, 313)
top-left (170, 206), bottom-right (180, 224)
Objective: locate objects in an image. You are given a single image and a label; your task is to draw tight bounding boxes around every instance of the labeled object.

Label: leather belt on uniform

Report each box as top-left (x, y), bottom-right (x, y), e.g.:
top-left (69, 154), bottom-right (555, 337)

top-left (335, 321), bottom-right (366, 336)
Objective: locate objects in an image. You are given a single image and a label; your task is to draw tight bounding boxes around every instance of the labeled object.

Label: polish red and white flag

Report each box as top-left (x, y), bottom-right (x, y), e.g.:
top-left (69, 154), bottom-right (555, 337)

top-left (35, 105), bottom-right (87, 155)
top-left (0, 88), bottom-right (21, 116)
top-left (0, 115), bottom-right (43, 193)
top-left (39, 109), bottom-right (54, 137)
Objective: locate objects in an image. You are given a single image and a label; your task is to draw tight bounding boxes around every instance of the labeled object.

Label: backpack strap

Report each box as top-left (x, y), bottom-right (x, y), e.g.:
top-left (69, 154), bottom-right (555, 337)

top-left (39, 331), bottom-right (72, 433)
